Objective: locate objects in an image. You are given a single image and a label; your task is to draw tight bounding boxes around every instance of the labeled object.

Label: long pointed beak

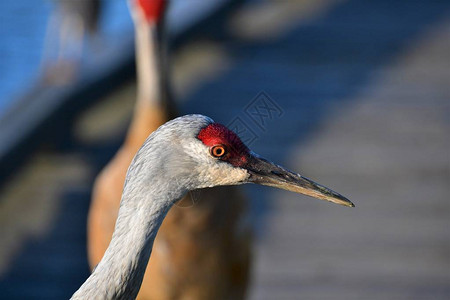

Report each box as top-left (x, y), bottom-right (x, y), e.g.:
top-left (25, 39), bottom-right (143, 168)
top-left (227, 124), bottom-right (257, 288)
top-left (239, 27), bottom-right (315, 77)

top-left (244, 153), bottom-right (354, 207)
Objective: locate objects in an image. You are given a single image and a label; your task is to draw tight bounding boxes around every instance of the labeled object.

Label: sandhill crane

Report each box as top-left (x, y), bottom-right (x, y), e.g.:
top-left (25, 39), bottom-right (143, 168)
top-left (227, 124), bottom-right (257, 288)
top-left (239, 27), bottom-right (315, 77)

top-left (87, 1), bottom-right (251, 298)
top-left (73, 114), bottom-right (354, 299)
top-left (42, 0), bottom-right (102, 83)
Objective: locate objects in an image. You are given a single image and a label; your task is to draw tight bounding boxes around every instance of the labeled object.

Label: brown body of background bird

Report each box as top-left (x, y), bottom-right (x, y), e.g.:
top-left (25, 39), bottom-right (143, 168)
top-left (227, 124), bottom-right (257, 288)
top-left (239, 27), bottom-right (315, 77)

top-left (87, 0), bottom-right (251, 299)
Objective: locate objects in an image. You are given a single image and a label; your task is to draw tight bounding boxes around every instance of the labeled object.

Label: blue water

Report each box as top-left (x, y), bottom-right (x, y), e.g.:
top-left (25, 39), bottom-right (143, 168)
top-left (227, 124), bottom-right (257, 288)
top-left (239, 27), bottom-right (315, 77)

top-left (0, 1), bottom-right (50, 112)
top-left (0, 0), bottom-right (133, 113)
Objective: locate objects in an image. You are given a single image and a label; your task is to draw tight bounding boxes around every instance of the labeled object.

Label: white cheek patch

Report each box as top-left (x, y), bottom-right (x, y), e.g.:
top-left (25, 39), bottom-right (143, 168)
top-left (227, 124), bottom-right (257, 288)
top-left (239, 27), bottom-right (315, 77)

top-left (202, 162), bottom-right (249, 187)
top-left (183, 140), bottom-right (249, 188)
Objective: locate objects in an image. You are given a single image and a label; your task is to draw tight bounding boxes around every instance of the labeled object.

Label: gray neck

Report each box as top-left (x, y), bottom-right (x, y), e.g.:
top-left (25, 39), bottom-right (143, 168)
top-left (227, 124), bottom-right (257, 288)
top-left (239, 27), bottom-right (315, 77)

top-left (71, 114), bottom-right (214, 299)
top-left (135, 20), bottom-right (160, 107)
top-left (72, 153), bottom-right (186, 299)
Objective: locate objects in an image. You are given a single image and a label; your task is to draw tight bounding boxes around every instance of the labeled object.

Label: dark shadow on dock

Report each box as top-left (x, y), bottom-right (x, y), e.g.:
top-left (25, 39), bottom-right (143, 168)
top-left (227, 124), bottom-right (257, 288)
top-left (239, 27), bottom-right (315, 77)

top-left (0, 189), bottom-right (91, 299)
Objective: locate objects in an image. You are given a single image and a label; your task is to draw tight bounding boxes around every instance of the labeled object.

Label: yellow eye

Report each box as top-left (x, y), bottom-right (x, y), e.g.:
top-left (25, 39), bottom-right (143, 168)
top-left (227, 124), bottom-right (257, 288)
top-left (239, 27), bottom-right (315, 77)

top-left (211, 145), bottom-right (226, 158)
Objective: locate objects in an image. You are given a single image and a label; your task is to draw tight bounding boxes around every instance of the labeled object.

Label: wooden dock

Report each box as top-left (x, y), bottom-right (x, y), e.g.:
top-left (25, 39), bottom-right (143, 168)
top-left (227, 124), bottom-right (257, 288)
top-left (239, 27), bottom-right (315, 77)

top-left (1, 1), bottom-right (449, 299)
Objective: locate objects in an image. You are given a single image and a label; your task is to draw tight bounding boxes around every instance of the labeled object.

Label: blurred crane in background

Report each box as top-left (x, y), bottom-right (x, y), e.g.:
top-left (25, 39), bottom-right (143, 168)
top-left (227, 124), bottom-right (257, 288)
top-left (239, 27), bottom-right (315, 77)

top-left (74, 114), bottom-right (354, 299)
top-left (41, 0), bottom-right (102, 84)
top-left (87, 0), bottom-right (252, 299)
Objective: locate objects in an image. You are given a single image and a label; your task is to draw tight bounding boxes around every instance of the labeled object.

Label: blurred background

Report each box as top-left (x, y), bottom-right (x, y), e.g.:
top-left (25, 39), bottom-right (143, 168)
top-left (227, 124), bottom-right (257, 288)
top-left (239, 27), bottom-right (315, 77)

top-left (0, 0), bottom-right (449, 299)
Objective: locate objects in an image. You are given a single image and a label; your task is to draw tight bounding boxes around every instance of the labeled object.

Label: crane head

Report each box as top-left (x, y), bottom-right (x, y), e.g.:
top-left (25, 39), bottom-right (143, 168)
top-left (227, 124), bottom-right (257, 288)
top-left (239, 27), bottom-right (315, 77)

top-left (144, 115), bottom-right (354, 207)
top-left (130, 0), bottom-right (167, 24)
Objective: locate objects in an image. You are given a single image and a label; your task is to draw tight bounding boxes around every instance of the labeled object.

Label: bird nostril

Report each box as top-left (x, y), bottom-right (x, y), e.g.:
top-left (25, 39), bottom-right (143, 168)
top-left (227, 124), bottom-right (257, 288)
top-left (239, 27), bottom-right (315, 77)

top-left (271, 170), bottom-right (293, 181)
top-left (271, 170), bottom-right (284, 177)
